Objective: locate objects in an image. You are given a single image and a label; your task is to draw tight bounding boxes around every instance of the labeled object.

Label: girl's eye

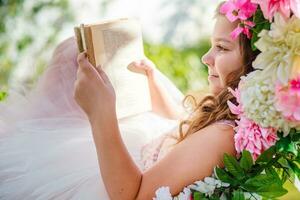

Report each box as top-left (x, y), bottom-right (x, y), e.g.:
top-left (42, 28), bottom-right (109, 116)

top-left (216, 45), bottom-right (228, 52)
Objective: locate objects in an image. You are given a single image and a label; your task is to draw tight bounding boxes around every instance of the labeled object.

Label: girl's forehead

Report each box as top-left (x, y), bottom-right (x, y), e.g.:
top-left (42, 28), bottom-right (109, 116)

top-left (212, 16), bottom-right (239, 43)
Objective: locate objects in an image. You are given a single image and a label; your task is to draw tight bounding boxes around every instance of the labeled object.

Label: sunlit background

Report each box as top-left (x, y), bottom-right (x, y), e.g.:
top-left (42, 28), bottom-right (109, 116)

top-left (0, 0), bottom-right (221, 94)
top-left (0, 0), bottom-right (298, 198)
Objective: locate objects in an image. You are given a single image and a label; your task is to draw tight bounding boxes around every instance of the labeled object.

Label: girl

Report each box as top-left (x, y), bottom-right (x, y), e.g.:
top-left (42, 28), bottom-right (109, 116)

top-left (0, 2), bottom-right (258, 199)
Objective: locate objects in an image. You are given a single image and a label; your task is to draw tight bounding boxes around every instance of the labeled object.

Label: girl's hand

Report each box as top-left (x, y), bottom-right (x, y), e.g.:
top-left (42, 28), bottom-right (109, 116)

top-left (74, 52), bottom-right (116, 122)
top-left (127, 58), bottom-right (157, 80)
top-left (128, 58), bottom-right (183, 120)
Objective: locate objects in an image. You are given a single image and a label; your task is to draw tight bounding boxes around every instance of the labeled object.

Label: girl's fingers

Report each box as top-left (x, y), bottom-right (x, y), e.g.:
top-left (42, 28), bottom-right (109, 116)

top-left (127, 63), bottom-right (147, 75)
top-left (77, 53), bottom-right (105, 84)
top-left (95, 65), bottom-right (112, 85)
top-left (77, 52), bottom-right (88, 68)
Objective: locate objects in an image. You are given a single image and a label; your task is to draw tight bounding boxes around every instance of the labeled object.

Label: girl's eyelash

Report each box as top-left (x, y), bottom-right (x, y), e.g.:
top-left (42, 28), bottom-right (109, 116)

top-left (216, 45), bottom-right (228, 51)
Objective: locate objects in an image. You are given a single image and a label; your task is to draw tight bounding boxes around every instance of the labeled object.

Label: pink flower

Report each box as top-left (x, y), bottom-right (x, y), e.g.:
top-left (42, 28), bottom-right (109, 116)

top-left (252, 0), bottom-right (300, 20)
top-left (220, 0), bottom-right (257, 39)
top-left (231, 20), bottom-right (256, 39)
top-left (234, 116), bottom-right (278, 160)
top-left (275, 76), bottom-right (300, 123)
top-left (228, 84), bottom-right (278, 160)
top-left (221, 0), bottom-right (258, 22)
top-left (290, 76), bottom-right (300, 91)
top-left (290, 0), bottom-right (300, 18)
top-left (227, 86), bottom-right (243, 115)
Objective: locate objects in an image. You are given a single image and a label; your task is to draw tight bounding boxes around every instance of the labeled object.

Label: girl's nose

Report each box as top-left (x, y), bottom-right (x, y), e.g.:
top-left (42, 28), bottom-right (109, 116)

top-left (201, 49), bottom-right (214, 68)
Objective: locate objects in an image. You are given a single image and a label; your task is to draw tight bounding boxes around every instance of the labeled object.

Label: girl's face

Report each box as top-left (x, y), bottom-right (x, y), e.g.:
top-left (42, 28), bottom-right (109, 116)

top-left (202, 16), bottom-right (244, 95)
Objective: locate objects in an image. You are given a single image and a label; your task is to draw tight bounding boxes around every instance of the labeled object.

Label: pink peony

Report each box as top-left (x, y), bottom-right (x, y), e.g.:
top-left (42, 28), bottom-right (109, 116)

top-left (227, 84), bottom-right (278, 160)
top-left (252, 0), bottom-right (300, 20)
top-left (234, 116), bottom-right (278, 160)
top-left (275, 76), bottom-right (300, 123)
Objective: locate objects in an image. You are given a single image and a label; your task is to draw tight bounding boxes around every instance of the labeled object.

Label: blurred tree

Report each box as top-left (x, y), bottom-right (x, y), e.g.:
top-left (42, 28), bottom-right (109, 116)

top-left (0, 0), bottom-right (74, 89)
top-left (144, 39), bottom-right (210, 93)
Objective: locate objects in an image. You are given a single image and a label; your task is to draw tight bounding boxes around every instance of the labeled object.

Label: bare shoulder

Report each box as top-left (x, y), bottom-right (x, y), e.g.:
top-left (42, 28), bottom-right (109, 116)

top-left (136, 122), bottom-right (236, 199)
top-left (195, 122), bottom-right (236, 144)
top-left (176, 122), bottom-right (236, 160)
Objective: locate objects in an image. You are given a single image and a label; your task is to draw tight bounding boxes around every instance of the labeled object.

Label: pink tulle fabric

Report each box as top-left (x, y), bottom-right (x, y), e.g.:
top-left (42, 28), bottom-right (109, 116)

top-left (0, 37), bottom-right (86, 133)
top-left (0, 37), bottom-right (182, 199)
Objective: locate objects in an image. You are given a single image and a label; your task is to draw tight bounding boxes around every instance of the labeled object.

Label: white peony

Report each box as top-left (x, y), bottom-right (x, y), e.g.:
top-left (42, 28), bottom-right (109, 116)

top-left (240, 70), bottom-right (294, 135)
top-left (252, 13), bottom-right (300, 85)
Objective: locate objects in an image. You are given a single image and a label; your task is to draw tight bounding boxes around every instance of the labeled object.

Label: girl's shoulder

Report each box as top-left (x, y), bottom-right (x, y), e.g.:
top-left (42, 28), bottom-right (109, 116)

top-left (214, 119), bottom-right (236, 128)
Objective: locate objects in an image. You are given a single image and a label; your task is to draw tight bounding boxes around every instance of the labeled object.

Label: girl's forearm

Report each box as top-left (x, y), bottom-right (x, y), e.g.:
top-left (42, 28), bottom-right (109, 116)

top-left (148, 72), bottom-right (184, 120)
top-left (89, 114), bottom-right (142, 200)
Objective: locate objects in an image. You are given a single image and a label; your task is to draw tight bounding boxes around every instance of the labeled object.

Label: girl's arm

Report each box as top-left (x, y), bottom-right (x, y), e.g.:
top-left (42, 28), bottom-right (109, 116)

top-left (128, 59), bottom-right (185, 120)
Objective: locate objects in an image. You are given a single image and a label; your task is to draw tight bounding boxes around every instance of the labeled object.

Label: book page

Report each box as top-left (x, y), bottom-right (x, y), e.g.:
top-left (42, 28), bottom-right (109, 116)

top-left (90, 19), bottom-right (152, 119)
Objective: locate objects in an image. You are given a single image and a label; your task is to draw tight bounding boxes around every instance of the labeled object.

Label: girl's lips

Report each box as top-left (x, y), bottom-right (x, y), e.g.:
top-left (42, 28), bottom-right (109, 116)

top-left (208, 75), bottom-right (219, 81)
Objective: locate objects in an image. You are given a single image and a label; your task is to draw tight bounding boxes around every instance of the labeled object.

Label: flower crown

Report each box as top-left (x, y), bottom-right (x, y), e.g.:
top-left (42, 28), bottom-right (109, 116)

top-left (154, 1), bottom-right (300, 199)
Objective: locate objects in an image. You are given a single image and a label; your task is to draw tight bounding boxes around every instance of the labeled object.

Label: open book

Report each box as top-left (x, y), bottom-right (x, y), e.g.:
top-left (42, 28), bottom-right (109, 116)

top-left (74, 18), bottom-right (152, 119)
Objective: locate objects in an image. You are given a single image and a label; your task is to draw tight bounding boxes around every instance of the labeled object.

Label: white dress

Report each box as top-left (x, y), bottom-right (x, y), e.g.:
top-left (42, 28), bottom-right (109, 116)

top-left (0, 38), bottom-right (185, 200)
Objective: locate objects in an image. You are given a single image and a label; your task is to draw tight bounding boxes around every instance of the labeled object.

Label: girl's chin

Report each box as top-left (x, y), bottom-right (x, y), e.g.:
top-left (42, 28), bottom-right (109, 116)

top-left (208, 84), bottom-right (223, 95)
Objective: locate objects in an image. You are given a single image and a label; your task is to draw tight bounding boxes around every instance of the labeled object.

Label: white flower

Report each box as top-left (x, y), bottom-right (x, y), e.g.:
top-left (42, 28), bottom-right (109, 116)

top-left (187, 176), bottom-right (230, 197)
top-left (188, 180), bottom-right (215, 196)
top-left (204, 177), bottom-right (230, 188)
top-left (253, 13), bottom-right (300, 85)
top-left (240, 70), bottom-right (295, 135)
top-left (173, 187), bottom-right (191, 200)
top-left (153, 187), bottom-right (172, 200)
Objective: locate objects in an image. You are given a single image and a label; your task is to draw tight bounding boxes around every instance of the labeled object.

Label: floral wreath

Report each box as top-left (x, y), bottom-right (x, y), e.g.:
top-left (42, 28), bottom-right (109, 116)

top-left (154, 0), bottom-right (300, 199)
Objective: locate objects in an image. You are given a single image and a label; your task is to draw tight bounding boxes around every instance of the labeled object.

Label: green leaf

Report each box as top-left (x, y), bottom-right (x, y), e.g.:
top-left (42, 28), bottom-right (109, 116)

top-left (291, 133), bottom-right (300, 142)
top-left (287, 160), bottom-right (300, 176)
top-left (276, 136), bottom-right (298, 156)
top-left (244, 174), bottom-right (279, 189)
top-left (250, 9), bottom-right (271, 51)
top-left (281, 169), bottom-right (290, 183)
top-left (250, 33), bottom-right (258, 51)
top-left (193, 192), bottom-right (201, 200)
top-left (214, 167), bottom-right (236, 185)
top-left (265, 167), bottom-right (281, 182)
top-left (232, 190), bottom-right (245, 200)
top-left (256, 146), bottom-right (276, 164)
top-left (223, 153), bottom-right (245, 179)
top-left (256, 183), bottom-right (288, 198)
top-left (240, 150), bottom-right (253, 171)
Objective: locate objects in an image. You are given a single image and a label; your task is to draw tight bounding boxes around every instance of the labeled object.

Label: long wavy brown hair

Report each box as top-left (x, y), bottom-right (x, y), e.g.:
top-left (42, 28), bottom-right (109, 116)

top-left (176, 2), bottom-right (259, 143)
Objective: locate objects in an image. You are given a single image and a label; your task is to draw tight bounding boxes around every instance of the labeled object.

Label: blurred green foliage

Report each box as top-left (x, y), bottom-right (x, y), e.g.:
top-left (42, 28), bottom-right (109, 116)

top-left (144, 40), bottom-right (210, 93)
top-left (0, 0), bottom-right (74, 87)
top-left (0, 90), bottom-right (7, 101)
